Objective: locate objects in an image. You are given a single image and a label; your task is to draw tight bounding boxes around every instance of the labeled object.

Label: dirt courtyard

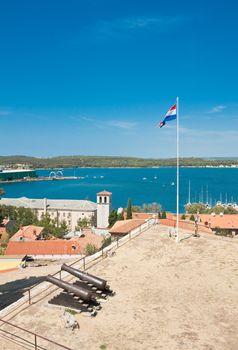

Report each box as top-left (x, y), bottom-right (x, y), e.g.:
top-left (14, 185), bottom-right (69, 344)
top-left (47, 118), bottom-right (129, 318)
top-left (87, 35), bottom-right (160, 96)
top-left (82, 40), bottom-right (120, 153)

top-left (1, 225), bottom-right (238, 350)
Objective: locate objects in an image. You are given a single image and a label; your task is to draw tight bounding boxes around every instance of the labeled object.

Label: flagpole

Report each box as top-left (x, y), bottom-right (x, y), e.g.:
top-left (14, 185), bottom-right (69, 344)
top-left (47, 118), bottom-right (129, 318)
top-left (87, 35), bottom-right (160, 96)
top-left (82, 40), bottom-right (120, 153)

top-left (176, 96), bottom-right (180, 243)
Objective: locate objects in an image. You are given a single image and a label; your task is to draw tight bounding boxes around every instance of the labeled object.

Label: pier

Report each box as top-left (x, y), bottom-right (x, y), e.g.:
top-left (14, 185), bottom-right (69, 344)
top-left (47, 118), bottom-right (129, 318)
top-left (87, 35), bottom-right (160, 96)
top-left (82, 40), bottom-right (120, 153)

top-left (0, 176), bottom-right (81, 184)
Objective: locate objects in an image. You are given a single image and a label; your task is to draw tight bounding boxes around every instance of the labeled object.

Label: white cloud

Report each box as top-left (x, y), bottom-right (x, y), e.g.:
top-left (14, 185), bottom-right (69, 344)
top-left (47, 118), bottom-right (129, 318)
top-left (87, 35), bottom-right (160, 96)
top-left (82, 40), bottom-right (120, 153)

top-left (209, 105), bottom-right (227, 113)
top-left (77, 115), bottom-right (137, 130)
top-left (106, 120), bottom-right (137, 129)
top-left (80, 116), bottom-right (95, 122)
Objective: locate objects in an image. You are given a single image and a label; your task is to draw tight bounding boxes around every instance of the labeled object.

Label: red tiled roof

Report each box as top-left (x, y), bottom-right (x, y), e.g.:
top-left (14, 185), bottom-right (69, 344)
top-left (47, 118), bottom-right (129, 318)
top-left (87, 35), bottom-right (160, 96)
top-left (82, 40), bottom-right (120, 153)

top-left (132, 212), bottom-right (155, 220)
top-left (5, 240), bottom-right (81, 255)
top-left (10, 225), bottom-right (44, 242)
top-left (199, 214), bottom-right (238, 229)
top-left (109, 219), bottom-right (145, 235)
top-left (97, 190), bottom-right (112, 196)
top-left (123, 212), bottom-right (156, 220)
top-left (70, 232), bottom-right (104, 251)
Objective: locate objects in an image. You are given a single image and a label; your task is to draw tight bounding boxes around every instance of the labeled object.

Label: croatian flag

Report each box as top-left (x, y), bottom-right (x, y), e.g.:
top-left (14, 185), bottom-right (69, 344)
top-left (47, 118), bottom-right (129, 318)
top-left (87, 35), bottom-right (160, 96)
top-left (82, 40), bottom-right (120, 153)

top-left (159, 104), bottom-right (177, 128)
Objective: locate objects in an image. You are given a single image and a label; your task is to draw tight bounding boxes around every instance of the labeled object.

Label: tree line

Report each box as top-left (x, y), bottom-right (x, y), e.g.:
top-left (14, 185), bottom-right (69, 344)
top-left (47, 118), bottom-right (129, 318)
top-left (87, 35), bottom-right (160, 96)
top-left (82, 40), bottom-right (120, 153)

top-left (1, 155), bottom-right (238, 168)
top-left (185, 203), bottom-right (238, 215)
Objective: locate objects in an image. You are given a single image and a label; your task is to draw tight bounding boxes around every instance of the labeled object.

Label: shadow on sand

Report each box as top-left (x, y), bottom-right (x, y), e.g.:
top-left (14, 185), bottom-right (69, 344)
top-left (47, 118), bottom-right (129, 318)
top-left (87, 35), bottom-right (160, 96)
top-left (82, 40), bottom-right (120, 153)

top-left (0, 276), bottom-right (45, 310)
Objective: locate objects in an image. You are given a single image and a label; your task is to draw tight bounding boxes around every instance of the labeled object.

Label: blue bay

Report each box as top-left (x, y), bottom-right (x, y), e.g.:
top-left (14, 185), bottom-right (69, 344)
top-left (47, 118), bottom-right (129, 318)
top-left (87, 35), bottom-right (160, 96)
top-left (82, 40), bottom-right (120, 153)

top-left (1, 168), bottom-right (238, 213)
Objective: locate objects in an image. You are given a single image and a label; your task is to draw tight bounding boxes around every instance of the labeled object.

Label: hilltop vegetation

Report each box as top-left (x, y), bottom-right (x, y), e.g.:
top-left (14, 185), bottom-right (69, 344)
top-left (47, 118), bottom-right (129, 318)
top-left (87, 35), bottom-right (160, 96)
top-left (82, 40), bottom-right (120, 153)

top-left (1, 155), bottom-right (238, 169)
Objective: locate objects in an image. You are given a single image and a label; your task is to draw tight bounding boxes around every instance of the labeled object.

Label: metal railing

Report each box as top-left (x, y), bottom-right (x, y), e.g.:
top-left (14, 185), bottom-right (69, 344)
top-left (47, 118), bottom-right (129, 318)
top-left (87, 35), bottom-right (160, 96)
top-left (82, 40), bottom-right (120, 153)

top-left (0, 318), bottom-right (73, 350)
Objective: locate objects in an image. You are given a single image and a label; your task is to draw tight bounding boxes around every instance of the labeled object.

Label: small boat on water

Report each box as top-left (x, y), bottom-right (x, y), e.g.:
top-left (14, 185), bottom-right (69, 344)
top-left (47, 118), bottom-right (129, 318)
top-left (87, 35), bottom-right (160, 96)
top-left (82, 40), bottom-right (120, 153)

top-left (171, 182), bottom-right (175, 186)
top-left (142, 177), bottom-right (147, 180)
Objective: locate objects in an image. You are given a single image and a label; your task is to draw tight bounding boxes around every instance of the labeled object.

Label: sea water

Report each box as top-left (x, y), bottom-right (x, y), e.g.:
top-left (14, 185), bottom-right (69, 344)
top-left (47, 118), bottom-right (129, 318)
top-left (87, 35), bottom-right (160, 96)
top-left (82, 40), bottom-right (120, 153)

top-left (1, 168), bottom-right (238, 213)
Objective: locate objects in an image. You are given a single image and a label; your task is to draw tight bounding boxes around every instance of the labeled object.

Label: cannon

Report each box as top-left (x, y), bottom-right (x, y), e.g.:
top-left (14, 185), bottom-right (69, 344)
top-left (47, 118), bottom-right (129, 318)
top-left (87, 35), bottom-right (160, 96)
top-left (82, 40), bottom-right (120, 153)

top-left (61, 264), bottom-right (110, 291)
top-left (46, 275), bottom-right (95, 302)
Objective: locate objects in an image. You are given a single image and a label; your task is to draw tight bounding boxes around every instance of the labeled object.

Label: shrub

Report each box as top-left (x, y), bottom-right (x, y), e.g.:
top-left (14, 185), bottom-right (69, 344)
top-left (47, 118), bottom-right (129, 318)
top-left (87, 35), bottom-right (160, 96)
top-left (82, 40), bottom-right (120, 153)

top-left (161, 211), bottom-right (167, 219)
top-left (190, 214), bottom-right (195, 221)
top-left (181, 214), bottom-right (186, 220)
top-left (85, 243), bottom-right (98, 256)
top-left (65, 308), bottom-right (78, 315)
top-left (100, 345), bottom-right (107, 350)
top-left (214, 227), bottom-right (232, 237)
top-left (101, 237), bottom-right (112, 249)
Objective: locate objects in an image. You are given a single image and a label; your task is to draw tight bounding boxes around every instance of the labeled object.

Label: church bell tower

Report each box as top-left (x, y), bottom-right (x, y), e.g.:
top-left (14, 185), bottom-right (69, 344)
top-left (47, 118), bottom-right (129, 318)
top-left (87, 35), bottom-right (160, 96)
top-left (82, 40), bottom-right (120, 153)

top-left (96, 190), bottom-right (112, 228)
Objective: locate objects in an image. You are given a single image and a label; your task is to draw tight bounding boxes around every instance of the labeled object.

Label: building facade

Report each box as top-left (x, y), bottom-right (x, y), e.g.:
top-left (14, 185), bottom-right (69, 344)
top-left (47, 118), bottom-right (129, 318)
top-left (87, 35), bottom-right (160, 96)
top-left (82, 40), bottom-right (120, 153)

top-left (0, 197), bottom-right (97, 231)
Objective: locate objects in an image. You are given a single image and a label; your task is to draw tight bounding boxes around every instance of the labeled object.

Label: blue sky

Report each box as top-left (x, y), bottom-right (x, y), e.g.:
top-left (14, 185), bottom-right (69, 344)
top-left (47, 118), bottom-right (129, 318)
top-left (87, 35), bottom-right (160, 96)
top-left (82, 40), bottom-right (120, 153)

top-left (0, 0), bottom-right (237, 158)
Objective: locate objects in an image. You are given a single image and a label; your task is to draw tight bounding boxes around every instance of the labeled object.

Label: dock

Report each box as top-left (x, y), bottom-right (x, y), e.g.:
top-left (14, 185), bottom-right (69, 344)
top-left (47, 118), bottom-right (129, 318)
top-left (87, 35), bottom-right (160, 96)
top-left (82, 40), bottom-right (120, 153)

top-left (0, 176), bottom-right (81, 184)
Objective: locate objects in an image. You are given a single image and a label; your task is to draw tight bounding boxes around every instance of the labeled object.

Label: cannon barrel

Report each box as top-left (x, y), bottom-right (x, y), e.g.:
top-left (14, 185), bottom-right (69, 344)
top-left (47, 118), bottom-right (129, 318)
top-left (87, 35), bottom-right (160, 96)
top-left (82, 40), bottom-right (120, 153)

top-left (46, 275), bottom-right (95, 302)
top-left (61, 264), bottom-right (109, 290)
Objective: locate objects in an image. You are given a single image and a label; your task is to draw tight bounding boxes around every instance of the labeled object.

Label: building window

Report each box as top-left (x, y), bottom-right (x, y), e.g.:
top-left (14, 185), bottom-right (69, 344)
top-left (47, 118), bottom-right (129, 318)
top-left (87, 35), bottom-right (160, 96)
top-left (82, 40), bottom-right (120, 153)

top-left (63, 212), bottom-right (65, 217)
top-left (99, 196), bottom-right (102, 203)
top-left (67, 213), bottom-right (71, 218)
top-left (82, 213), bottom-right (84, 216)
top-left (104, 196), bottom-right (107, 203)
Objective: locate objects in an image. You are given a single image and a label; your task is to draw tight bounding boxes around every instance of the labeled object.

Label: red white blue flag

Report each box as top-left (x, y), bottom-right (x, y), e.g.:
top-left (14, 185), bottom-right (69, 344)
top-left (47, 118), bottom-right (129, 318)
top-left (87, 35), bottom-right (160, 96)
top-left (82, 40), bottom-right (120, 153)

top-left (159, 104), bottom-right (177, 128)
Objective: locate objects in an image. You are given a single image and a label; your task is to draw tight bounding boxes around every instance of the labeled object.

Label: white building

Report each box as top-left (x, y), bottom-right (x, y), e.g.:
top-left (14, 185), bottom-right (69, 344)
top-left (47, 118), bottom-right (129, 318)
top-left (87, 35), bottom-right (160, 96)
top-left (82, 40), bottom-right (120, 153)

top-left (0, 197), bottom-right (97, 231)
top-left (96, 190), bottom-right (112, 228)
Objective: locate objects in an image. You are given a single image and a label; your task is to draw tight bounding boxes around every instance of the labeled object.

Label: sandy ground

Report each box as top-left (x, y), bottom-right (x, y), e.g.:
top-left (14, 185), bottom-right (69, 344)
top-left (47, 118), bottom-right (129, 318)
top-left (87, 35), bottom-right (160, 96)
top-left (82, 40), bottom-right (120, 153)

top-left (1, 226), bottom-right (238, 350)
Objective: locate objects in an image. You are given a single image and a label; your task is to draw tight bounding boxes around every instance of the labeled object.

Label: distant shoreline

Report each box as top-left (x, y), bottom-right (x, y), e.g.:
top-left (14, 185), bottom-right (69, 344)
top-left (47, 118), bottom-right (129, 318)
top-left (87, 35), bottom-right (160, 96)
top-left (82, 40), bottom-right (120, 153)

top-left (1, 155), bottom-right (238, 170)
